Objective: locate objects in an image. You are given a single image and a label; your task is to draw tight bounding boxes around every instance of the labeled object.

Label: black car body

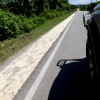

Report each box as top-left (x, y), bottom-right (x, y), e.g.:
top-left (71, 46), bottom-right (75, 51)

top-left (83, 3), bottom-right (100, 85)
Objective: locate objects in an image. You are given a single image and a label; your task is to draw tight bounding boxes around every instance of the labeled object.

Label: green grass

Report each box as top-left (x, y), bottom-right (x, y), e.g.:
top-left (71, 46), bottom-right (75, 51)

top-left (0, 11), bottom-right (75, 65)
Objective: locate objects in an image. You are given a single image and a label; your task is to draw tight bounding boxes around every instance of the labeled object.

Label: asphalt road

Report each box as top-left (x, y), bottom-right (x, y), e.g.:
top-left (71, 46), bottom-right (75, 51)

top-left (13, 11), bottom-right (96, 100)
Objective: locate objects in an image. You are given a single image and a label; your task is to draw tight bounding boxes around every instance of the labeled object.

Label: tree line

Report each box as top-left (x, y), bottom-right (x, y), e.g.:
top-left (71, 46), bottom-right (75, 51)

top-left (80, 1), bottom-right (100, 11)
top-left (0, 0), bottom-right (76, 17)
top-left (0, 0), bottom-right (77, 41)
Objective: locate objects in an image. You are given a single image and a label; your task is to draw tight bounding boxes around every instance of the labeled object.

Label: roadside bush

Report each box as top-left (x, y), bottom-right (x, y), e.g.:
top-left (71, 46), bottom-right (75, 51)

top-left (33, 17), bottom-right (45, 26)
top-left (7, 21), bottom-right (20, 36)
top-left (21, 20), bottom-right (34, 33)
top-left (0, 9), bottom-right (37, 40)
top-left (45, 12), bottom-right (53, 19)
top-left (55, 12), bottom-right (61, 18)
top-left (45, 11), bottom-right (58, 19)
top-left (0, 10), bottom-right (20, 40)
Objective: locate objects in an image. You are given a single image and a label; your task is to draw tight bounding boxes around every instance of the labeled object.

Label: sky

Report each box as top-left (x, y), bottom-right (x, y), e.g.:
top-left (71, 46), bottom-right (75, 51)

top-left (68, 0), bottom-right (98, 5)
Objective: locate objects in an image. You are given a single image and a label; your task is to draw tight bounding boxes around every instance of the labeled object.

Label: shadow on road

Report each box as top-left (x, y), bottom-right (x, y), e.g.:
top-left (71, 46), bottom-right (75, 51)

top-left (48, 58), bottom-right (96, 100)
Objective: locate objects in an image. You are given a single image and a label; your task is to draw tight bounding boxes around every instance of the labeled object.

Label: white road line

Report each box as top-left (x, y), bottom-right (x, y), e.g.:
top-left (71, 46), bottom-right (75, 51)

top-left (24, 15), bottom-right (75, 100)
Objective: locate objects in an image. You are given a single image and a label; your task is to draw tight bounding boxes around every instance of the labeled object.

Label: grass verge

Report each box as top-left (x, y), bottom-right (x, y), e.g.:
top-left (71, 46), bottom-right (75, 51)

top-left (0, 11), bottom-right (75, 65)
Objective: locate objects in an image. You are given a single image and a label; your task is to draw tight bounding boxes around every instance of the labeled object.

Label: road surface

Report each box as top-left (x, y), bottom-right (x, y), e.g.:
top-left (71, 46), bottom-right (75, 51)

top-left (13, 11), bottom-right (96, 100)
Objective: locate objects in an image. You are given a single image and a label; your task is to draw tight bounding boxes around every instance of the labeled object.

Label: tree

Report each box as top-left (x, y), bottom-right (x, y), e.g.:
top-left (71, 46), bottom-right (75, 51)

top-left (33, 0), bottom-right (45, 15)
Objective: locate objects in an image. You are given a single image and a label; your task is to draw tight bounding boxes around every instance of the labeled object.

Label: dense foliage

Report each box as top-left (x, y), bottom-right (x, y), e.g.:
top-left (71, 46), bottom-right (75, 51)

top-left (80, 1), bottom-right (100, 11)
top-left (0, 0), bottom-right (77, 41)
